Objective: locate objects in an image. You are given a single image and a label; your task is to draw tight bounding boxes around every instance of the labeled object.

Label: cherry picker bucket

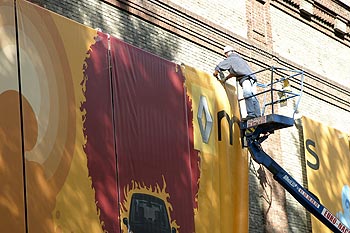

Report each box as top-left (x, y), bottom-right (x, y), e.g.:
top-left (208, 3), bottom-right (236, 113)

top-left (236, 66), bottom-right (304, 139)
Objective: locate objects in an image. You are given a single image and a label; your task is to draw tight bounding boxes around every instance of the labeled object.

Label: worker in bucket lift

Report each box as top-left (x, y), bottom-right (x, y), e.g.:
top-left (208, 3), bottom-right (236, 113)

top-left (213, 45), bottom-right (261, 120)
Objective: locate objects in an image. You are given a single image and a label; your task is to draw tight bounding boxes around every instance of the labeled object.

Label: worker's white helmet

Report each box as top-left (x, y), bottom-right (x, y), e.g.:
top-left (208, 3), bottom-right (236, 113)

top-left (223, 45), bottom-right (234, 54)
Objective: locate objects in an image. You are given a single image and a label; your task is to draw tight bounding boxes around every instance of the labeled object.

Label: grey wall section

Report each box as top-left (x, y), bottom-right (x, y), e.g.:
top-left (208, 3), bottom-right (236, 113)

top-left (168, 0), bottom-right (249, 38)
top-left (28, 0), bottom-right (350, 232)
top-left (29, 0), bottom-right (225, 74)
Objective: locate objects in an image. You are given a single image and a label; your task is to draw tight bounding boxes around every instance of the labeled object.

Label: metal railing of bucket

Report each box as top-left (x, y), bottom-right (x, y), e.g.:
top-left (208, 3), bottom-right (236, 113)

top-left (238, 66), bottom-right (304, 119)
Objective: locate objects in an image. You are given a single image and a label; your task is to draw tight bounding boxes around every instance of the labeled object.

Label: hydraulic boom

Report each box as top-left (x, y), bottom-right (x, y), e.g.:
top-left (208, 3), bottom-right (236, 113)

top-left (241, 114), bottom-right (350, 233)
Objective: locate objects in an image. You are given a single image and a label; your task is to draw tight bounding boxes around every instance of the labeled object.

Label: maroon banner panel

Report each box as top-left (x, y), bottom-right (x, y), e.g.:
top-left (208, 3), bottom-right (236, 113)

top-left (110, 37), bottom-right (196, 233)
top-left (83, 32), bottom-right (120, 232)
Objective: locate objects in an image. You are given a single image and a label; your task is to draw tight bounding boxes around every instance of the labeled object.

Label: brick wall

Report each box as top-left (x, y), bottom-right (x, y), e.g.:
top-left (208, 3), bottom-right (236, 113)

top-left (168, 0), bottom-right (249, 38)
top-left (27, 0), bottom-right (350, 232)
top-left (270, 5), bottom-right (350, 87)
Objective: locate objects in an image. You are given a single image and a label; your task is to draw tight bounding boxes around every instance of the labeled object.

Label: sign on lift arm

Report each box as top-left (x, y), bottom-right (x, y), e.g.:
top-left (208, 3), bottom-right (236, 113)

top-left (322, 208), bottom-right (350, 233)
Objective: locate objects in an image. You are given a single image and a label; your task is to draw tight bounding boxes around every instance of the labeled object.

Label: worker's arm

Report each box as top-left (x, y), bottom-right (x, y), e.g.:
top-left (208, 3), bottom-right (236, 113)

top-left (223, 73), bottom-right (235, 82)
top-left (213, 70), bottom-right (235, 83)
top-left (213, 57), bottom-right (234, 81)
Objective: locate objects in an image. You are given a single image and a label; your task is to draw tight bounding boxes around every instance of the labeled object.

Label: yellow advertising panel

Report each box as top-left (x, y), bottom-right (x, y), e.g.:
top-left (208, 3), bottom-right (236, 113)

top-left (183, 65), bottom-right (248, 233)
top-left (0, 1), bottom-right (25, 232)
top-left (17, 0), bottom-right (103, 232)
top-left (303, 116), bottom-right (350, 232)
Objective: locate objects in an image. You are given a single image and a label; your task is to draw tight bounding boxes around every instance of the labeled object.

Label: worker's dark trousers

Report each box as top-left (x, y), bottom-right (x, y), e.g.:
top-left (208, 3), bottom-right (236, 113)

top-left (242, 79), bottom-right (261, 117)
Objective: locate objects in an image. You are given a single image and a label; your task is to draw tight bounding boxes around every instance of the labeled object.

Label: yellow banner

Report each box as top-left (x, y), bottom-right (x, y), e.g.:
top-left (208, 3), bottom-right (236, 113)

top-left (302, 116), bottom-right (350, 232)
top-left (17, 0), bottom-right (103, 232)
top-left (183, 65), bottom-right (248, 233)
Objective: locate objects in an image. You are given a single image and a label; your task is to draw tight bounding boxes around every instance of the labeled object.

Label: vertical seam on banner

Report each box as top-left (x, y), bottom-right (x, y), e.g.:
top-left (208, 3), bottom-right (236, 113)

top-left (106, 34), bottom-right (122, 228)
top-left (182, 68), bottom-right (196, 218)
top-left (14, 0), bottom-right (29, 232)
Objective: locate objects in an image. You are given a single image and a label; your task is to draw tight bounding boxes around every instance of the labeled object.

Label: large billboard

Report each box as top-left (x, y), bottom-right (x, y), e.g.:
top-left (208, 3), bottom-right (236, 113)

top-left (0, 0), bottom-right (249, 232)
top-left (110, 39), bottom-right (248, 232)
top-left (303, 116), bottom-right (350, 232)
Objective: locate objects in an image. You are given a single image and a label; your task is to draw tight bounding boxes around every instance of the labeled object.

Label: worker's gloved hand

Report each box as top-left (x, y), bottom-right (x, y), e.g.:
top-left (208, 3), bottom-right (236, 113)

top-left (213, 72), bottom-right (225, 84)
top-left (219, 71), bottom-right (225, 80)
top-left (213, 74), bottom-right (221, 82)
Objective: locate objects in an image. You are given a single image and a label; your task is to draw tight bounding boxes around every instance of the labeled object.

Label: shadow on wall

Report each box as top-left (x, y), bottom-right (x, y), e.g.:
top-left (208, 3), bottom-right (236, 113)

top-left (29, 0), bottom-right (179, 62)
top-left (294, 120), bottom-right (313, 232)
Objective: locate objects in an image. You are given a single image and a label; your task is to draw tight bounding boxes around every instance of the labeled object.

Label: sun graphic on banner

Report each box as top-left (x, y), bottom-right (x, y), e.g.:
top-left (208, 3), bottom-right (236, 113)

top-left (120, 176), bottom-right (179, 233)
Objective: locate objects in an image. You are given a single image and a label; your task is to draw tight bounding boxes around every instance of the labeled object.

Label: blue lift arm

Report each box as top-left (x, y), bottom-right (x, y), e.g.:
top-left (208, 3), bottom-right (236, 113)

top-left (242, 114), bottom-right (350, 233)
top-left (234, 66), bottom-right (349, 232)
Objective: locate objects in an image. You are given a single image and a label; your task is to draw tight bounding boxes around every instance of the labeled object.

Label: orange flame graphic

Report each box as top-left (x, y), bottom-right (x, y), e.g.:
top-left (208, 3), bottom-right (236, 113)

top-left (120, 176), bottom-right (179, 232)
